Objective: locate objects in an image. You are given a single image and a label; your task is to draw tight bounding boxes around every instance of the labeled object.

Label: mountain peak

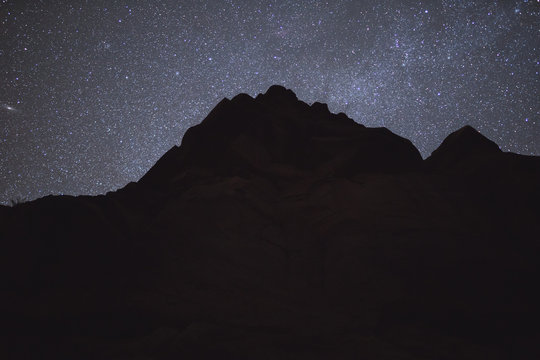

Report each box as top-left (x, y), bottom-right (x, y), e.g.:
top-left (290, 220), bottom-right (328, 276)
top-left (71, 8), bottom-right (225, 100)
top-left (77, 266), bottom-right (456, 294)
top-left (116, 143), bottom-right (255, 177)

top-left (452, 125), bottom-right (488, 138)
top-left (426, 125), bottom-right (502, 168)
top-left (139, 86), bottom-right (422, 186)
top-left (259, 84), bottom-right (298, 102)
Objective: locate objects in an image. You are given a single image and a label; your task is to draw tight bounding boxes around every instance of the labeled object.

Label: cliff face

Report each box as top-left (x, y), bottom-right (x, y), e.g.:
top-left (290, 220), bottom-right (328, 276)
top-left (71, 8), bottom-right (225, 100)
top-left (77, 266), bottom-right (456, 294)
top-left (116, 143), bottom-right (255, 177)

top-left (2, 86), bottom-right (540, 359)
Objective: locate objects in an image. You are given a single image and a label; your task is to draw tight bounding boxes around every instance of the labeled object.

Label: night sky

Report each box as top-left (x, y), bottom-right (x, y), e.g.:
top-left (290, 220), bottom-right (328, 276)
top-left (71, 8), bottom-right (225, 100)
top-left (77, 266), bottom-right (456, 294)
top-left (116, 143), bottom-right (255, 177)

top-left (1, 0), bottom-right (539, 204)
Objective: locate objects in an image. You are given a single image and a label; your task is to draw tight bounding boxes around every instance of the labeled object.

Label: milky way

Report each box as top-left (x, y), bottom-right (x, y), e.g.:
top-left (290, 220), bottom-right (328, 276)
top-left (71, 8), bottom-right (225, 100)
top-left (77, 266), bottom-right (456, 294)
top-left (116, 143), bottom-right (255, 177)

top-left (1, 0), bottom-right (539, 204)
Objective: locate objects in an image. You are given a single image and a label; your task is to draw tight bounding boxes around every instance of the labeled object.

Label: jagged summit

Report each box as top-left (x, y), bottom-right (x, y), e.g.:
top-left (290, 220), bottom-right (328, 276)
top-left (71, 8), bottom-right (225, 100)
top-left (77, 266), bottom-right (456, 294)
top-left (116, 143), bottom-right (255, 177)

top-left (257, 84), bottom-right (298, 103)
top-left (140, 85), bottom-right (422, 186)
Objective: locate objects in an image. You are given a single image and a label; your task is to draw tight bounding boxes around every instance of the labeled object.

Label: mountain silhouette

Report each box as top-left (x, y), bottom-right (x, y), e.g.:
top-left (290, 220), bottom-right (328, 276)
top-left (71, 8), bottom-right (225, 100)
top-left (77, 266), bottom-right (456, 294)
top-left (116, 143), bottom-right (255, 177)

top-left (426, 125), bottom-right (502, 169)
top-left (1, 86), bottom-right (540, 359)
top-left (139, 85), bottom-right (422, 187)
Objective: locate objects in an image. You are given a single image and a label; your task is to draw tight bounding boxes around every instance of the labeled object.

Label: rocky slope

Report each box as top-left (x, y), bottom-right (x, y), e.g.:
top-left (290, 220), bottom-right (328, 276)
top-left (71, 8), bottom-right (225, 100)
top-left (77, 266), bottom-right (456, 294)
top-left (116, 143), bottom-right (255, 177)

top-left (1, 85), bottom-right (540, 359)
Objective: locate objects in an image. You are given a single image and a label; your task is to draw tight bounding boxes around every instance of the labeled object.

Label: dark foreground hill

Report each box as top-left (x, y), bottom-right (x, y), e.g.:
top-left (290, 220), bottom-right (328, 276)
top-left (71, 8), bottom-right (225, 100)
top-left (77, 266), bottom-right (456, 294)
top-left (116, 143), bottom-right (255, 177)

top-left (1, 85), bottom-right (540, 359)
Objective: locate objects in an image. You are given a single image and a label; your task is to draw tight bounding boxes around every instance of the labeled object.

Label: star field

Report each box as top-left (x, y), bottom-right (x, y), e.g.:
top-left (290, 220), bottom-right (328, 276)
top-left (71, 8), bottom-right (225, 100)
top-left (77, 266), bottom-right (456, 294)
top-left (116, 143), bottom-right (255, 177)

top-left (1, 0), bottom-right (539, 204)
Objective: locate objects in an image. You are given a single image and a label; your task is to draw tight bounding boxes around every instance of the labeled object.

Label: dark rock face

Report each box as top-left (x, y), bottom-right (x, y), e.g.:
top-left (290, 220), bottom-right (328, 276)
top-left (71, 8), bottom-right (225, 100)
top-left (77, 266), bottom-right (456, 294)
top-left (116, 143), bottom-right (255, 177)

top-left (1, 86), bottom-right (540, 359)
